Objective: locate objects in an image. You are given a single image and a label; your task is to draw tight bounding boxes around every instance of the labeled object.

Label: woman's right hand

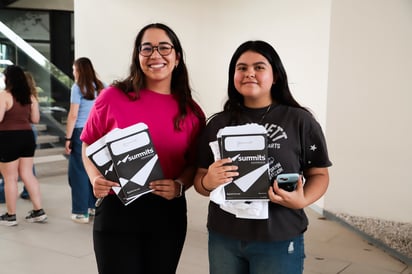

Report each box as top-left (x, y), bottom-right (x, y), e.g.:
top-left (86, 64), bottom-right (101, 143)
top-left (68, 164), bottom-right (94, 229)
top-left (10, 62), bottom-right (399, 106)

top-left (92, 175), bottom-right (120, 198)
top-left (203, 158), bottom-right (239, 190)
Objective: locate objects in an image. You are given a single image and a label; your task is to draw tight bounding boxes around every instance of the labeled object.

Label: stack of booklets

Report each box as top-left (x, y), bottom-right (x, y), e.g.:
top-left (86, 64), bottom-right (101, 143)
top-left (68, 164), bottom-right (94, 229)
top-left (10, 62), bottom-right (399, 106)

top-left (217, 123), bottom-right (270, 201)
top-left (86, 123), bottom-right (164, 205)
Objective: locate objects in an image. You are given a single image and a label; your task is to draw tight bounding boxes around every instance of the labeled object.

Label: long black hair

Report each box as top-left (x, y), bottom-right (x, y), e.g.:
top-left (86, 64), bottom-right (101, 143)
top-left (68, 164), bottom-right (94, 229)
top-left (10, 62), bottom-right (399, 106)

top-left (219, 40), bottom-right (309, 123)
top-left (113, 23), bottom-right (203, 130)
top-left (3, 65), bottom-right (32, 105)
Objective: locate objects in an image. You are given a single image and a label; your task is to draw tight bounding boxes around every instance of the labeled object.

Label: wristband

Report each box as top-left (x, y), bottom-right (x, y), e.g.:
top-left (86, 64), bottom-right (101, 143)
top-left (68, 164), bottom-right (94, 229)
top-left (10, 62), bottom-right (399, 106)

top-left (200, 174), bottom-right (212, 192)
top-left (65, 137), bottom-right (72, 141)
top-left (174, 179), bottom-right (184, 198)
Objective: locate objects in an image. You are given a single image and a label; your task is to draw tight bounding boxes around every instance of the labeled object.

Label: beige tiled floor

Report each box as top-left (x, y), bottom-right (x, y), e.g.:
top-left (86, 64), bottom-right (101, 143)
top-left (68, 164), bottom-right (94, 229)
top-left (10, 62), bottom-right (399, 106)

top-left (0, 159), bottom-right (410, 274)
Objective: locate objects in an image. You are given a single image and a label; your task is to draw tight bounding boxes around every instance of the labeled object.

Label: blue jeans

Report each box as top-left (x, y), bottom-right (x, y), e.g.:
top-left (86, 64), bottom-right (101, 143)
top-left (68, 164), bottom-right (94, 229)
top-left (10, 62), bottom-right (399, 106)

top-left (68, 128), bottom-right (96, 214)
top-left (208, 231), bottom-right (305, 274)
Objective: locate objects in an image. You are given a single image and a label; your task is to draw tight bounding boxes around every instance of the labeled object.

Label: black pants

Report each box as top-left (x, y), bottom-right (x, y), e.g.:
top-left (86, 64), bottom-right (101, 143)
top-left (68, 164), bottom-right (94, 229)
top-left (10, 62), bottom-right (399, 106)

top-left (93, 194), bottom-right (187, 274)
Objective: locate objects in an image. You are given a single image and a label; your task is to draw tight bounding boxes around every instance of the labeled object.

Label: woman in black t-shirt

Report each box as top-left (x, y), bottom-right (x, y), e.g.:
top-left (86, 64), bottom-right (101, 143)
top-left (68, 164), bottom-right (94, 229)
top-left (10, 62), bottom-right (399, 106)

top-left (194, 40), bottom-right (332, 274)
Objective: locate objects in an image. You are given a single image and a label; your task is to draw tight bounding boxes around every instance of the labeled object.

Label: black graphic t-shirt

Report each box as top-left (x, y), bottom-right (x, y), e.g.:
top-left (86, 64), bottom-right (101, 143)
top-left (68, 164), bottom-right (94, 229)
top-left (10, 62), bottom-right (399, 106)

top-left (197, 104), bottom-right (332, 241)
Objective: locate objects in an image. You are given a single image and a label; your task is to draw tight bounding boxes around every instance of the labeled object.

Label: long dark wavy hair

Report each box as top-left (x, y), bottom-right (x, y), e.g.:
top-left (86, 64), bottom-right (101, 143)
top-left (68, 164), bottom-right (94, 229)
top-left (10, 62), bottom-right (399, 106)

top-left (218, 40), bottom-right (310, 124)
top-left (73, 57), bottom-right (105, 100)
top-left (3, 65), bottom-right (32, 105)
top-left (113, 23), bottom-right (202, 130)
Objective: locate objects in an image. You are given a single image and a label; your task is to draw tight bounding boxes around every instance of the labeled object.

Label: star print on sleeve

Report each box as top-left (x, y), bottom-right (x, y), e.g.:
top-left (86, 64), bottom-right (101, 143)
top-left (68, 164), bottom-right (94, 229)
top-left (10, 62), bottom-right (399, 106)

top-left (307, 145), bottom-right (317, 164)
top-left (310, 144), bottom-right (317, 151)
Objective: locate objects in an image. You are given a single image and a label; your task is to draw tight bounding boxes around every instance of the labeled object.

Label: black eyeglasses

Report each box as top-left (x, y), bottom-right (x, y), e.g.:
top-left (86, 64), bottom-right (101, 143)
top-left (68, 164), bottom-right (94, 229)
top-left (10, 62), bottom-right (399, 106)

top-left (138, 42), bottom-right (174, 57)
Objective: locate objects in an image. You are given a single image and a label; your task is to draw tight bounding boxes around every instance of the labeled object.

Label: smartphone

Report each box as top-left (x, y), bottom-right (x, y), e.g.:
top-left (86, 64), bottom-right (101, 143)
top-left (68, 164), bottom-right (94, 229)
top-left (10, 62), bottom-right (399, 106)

top-left (276, 173), bottom-right (299, 192)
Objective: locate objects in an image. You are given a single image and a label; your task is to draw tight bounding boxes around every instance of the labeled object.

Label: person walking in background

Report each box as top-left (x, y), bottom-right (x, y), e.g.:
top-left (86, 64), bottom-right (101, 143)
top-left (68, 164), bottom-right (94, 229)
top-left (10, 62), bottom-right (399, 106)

top-left (19, 71), bottom-right (40, 200)
top-left (0, 71), bottom-right (39, 202)
top-left (65, 57), bottom-right (105, 224)
top-left (194, 40), bottom-right (332, 274)
top-left (80, 23), bottom-right (205, 274)
top-left (0, 65), bottom-right (48, 226)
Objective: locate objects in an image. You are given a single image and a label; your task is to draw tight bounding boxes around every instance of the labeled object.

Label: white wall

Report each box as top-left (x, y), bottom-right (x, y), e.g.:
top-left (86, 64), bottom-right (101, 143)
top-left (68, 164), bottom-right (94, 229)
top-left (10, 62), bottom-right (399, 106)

top-left (73, 0), bottom-right (331, 121)
top-left (326, 0), bottom-right (412, 222)
top-left (74, 0), bottom-right (331, 210)
top-left (74, 0), bottom-right (412, 223)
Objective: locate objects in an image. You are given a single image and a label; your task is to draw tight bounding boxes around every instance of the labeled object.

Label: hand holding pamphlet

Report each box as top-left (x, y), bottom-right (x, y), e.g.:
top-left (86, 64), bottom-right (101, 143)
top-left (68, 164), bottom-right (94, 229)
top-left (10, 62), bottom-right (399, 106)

top-left (217, 123), bottom-right (270, 201)
top-left (86, 123), bottom-right (164, 205)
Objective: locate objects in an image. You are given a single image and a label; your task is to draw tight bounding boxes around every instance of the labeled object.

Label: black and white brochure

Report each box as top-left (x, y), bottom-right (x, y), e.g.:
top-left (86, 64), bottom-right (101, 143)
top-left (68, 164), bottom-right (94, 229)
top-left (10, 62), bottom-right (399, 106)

top-left (85, 130), bottom-right (126, 202)
top-left (218, 124), bottom-right (270, 201)
top-left (105, 123), bottom-right (164, 205)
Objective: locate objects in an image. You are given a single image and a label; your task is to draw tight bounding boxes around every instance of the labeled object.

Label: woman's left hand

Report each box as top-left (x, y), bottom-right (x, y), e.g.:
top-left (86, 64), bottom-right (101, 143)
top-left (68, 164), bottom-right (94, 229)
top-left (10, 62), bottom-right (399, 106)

top-left (268, 167), bottom-right (329, 209)
top-left (150, 179), bottom-right (181, 200)
top-left (267, 176), bottom-right (306, 209)
top-left (64, 140), bottom-right (72, 155)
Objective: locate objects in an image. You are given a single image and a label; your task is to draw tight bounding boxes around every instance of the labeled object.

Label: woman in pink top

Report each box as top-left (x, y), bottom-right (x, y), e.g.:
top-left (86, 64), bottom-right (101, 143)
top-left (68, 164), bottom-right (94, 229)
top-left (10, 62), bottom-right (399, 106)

top-left (81, 23), bottom-right (205, 274)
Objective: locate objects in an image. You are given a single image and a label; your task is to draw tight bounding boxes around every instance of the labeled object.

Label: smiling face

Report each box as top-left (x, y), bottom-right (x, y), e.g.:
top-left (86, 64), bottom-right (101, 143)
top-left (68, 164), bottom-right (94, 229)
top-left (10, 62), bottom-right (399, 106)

top-left (138, 28), bottom-right (180, 93)
top-left (234, 50), bottom-right (274, 108)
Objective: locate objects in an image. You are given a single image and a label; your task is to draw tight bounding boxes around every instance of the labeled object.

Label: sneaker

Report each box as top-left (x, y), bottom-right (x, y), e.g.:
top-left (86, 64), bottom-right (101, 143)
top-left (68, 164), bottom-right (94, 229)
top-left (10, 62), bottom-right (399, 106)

top-left (88, 208), bottom-right (96, 216)
top-left (25, 209), bottom-right (47, 223)
top-left (0, 213), bottom-right (17, 226)
top-left (71, 213), bottom-right (89, 224)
